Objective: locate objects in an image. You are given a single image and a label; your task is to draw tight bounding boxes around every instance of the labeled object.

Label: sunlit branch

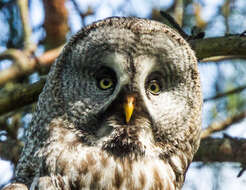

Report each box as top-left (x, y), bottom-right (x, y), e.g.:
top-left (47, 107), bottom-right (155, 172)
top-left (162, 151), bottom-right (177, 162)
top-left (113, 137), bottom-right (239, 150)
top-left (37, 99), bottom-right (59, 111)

top-left (173, 0), bottom-right (183, 27)
top-left (201, 111), bottom-right (246, 139)
top-left (199, 55), bottom-right (246, 62)
top-left (17, 0), bottom-right (35, 51)
top-left (193, 2), bottom-right (207, 29)
top-left (0, 46), bottom-right (63, 86)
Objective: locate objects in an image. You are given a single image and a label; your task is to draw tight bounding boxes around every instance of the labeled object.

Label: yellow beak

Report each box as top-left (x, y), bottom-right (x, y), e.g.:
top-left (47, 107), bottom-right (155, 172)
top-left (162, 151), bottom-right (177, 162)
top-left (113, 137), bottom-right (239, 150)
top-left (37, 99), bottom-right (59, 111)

top-left (123, 95), bottom-right (135, 123)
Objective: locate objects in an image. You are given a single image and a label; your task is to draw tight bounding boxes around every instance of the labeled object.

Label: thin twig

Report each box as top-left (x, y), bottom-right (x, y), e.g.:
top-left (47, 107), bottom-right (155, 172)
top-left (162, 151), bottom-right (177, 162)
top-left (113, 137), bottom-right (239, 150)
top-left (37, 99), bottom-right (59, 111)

top-left (201, 111), bottom-right (246, 139)
top-left (200, 55), bottom-right (246, 62)
top-left (173, 0), bottom-right (183, 27)
top-left (204, 84), bottom-right (246, 102)
top-left (193, 2), bottom-right (207, 29)
top-left (17, 0), bottom-right (35, 51)
top-left (70, 0), bottom-right (94, 27)
top-left (222, 0), bottom-right (231, 34)
top-left (0, 45), bottom-right (63, 86)
top-left (0, 49), bottom-right (30, 70)
top-left (160, 11), bottom-right (188, 39)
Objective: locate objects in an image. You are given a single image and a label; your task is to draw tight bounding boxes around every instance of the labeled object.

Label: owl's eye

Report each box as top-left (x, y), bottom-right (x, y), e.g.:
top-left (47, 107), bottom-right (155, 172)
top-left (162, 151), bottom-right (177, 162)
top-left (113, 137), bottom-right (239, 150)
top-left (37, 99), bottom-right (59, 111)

top-left (147, 80), bottom-right (161, 95)
top-left (98, 78), bottom-right (114, 90)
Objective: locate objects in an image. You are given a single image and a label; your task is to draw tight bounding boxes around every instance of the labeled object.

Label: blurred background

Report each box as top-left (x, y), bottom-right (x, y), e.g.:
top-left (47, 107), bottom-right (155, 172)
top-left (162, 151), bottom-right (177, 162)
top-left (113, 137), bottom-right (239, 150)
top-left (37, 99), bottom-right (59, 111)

top-left (0, 0), bottom-right (246, 189)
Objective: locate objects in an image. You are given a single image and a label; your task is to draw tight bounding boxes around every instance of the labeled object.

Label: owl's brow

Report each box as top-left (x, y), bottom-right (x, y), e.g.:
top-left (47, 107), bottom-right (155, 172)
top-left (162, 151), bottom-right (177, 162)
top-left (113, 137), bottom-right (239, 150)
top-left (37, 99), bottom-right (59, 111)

top-left (165, 44), bottom-right (195, 64)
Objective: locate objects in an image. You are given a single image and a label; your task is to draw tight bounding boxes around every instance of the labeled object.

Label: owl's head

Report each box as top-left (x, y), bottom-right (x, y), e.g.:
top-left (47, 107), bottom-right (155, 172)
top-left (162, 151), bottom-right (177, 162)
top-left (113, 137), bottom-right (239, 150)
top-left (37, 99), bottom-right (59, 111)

top-left (42, 17), bottom-right (202, 162)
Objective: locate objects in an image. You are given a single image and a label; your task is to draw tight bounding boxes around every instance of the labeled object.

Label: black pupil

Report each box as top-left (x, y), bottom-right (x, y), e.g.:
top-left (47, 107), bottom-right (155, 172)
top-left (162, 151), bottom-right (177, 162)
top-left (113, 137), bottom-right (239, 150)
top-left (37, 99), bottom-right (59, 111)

top-left (103, 79), bottom-right (110, 86)
top-left (150, 84), bottom-right (156, 91)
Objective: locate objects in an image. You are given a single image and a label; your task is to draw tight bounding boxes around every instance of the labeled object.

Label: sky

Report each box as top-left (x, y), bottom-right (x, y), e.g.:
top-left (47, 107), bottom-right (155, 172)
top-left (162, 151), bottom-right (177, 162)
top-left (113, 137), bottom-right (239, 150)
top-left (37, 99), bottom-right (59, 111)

top-left (1, 0), bottom-right (246, 189)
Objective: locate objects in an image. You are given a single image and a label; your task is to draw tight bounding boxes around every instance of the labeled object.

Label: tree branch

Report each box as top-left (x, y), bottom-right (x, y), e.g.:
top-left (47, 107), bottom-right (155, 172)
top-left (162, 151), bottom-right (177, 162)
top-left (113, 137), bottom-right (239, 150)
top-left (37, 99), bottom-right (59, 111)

top-left (204, 84), bottom-right (246, 102)
top-left (17, 0), bottom-right (35, 51)
top-left (0, 46), bottom-right (63, 86)
top-left (173, 0), bottom-right (183, 27)
top-left (43, 0), bottom-right (68, 49)
top-left (0, 139), bottom-right (23, 165)
top-left (190, 35), bottom-right (246, 61)
top-left (199, 55), bottom-right (246, 62)
top-left (0, 79), bottom-right (46, 115)
top-left (70, 0), bottom-right (94, 27)
top-left (201, 111), bottom-right (246, 139)
top-left (0, 49), bottom-right (30, 71)
top-left (195, 137), bottom-right (246, 163)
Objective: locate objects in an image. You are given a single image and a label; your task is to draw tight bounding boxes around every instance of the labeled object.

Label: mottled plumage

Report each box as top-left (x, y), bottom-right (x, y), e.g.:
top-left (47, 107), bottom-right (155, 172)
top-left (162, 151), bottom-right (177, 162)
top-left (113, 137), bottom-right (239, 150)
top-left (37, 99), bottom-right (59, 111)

top-left (4, 17), bottom-right (202, 190)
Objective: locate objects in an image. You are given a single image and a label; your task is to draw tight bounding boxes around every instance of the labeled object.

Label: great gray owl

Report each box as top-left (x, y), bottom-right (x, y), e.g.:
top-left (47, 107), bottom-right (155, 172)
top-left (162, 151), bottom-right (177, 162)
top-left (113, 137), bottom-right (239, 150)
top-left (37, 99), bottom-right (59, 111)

top-left (3, 17), bottom-right (202, 190)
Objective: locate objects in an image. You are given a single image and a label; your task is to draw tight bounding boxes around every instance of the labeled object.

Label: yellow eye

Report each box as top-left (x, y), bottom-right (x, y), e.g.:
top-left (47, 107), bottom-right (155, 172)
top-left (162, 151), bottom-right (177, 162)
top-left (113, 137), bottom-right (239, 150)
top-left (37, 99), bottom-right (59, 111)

top-left (148, 80), bottom-right (161, 95)
top-left (99, 78), bottom-right (114, 89)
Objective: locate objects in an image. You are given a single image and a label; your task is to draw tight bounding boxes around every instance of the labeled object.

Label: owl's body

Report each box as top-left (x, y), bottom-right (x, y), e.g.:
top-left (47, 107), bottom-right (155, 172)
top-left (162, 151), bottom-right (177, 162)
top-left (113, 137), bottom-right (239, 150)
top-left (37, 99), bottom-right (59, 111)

top-left (4, 17), bottom-right (202, 190)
